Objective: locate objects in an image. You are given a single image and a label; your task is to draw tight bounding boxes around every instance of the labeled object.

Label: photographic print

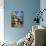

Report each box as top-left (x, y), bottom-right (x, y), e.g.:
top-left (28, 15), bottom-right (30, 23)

top-left (11, 11), bottom-right (24, 28)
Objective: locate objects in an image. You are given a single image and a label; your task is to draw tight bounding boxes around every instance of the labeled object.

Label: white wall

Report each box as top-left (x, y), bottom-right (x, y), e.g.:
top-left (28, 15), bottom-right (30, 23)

top-left (0, 0), bottom-right (4, 42)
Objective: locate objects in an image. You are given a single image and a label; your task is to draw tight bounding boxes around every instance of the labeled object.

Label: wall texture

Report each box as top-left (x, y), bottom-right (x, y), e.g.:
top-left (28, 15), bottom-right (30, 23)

top-left (4, 0), bottom-right (40, 42)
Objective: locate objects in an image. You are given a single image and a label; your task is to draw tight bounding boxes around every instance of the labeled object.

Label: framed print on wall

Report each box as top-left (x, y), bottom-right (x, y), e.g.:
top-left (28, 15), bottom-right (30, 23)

top-left (11, 11), bottom-right (24, 28)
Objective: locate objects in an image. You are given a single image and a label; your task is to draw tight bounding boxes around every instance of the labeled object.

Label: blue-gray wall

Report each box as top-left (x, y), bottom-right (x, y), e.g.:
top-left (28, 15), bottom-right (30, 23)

top-left (40, 0), bottom-right (46, 27)
top-left (4, 0), bottom-right (40, 42)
